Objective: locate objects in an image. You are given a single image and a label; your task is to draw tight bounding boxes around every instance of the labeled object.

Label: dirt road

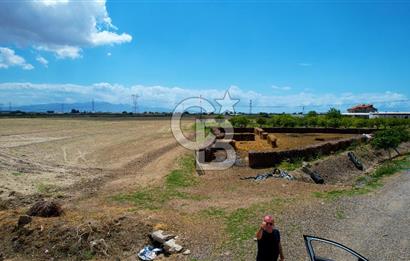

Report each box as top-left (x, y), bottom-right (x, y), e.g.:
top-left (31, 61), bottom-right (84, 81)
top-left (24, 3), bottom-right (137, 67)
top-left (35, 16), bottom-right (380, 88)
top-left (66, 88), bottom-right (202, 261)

top-left (294, 170), bottom-right (410, 260)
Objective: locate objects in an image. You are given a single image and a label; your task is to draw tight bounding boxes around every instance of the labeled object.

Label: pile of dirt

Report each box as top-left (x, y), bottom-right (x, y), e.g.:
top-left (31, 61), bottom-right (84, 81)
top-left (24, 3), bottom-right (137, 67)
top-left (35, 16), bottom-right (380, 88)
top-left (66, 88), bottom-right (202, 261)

top-left (27, 200), bottom-right (63, 217)
top-left (298, 142), bottom-right (410, 185)
top-left (0, 213), bottom-right (152, 260)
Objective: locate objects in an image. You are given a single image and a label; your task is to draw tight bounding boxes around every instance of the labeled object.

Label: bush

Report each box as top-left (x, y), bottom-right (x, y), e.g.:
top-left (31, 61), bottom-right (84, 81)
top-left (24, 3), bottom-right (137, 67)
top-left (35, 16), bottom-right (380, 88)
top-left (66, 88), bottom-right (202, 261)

top-left (326, 108), bottom-right (342, 119)
top-left (229, 116), bottom-right (250, 127)
top-left (306, 111), bottom-right (318, 117)
top-left (371, 128), bottom-right (405, 158)
top-left (256, 117), bottom-right (267, 126)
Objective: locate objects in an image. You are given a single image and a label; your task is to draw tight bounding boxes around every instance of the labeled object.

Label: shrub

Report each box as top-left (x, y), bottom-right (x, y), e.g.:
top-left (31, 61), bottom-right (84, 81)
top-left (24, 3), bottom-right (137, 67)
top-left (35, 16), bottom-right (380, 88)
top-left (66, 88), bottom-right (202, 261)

top-left (326, 108), bottom-right (342, 119)
top-left (256, 117), bottom-right (267, 126)
top-left (371, 128), bottom-right (402, 158)
top-left (229, 116), bottom-right (250, 127)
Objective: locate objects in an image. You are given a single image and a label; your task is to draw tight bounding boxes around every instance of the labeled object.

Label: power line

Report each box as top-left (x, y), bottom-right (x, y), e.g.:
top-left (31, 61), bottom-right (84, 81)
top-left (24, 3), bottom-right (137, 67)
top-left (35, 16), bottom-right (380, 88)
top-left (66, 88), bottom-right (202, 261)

top-left (131, 94), bottom-right (139, 113)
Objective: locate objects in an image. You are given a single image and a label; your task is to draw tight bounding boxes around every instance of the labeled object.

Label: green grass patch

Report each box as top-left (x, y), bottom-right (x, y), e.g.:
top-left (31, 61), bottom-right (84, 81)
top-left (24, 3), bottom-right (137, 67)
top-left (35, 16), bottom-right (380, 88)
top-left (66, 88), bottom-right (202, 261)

top-left (82, 250), bottom-right (95, 260)
top-left (226, 197), bottom-right (289, 243)
top-left (335, 209), bottom-right (346, 220)
top-left (11, 172), bottom-right (24, 176)
top-left (112, 154), bottom-right (203, 209)
top-left (166, 155), bottom-right (197, 188)
top-left (36, 183), bottom-right (58, 195)
top-left (314, 155), bottom-right (410, 200)
top-left (199, 207), bottom-right (227, 218)
top-left (278, 158), bottom-right (303, 171)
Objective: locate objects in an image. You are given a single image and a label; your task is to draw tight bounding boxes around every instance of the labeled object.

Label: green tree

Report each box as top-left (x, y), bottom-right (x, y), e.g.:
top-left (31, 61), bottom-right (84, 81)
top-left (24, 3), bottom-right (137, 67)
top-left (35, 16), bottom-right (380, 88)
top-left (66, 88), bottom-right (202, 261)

top-left (256, 117), bottom-right (267, 127)
top-left (326, 108), bottom-right (342, 119)
top-left (277, 114), bottom-right (297, 127)
top-left (229, 116), bottom-right (250, 127)
top-left (306, 110), bottom-right (318, 117)
top-left (341, 117), bottom-right (353, 128)
top-left (371, 129), bottom-right (402, 159)
top-left (215, 114), bottom-right (224, 120)
top-left (327, 118), bottom-right (341, 128)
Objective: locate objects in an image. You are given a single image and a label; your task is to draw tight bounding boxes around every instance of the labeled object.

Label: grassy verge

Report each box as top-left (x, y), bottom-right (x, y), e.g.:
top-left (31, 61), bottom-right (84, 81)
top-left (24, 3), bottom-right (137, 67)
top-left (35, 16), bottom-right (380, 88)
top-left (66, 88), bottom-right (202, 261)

top-left (112, 154), bottom-right (203, 209)
top-left (198, 197), bottom-right (293, 259)
top-left (314, 155), bottom-right (410, 200)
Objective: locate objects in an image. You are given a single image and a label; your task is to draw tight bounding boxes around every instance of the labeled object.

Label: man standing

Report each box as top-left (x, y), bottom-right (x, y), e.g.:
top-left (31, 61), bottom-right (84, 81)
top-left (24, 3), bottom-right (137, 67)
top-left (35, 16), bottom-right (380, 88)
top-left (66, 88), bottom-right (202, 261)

top-left (256, 215), bottom-right (285, 261)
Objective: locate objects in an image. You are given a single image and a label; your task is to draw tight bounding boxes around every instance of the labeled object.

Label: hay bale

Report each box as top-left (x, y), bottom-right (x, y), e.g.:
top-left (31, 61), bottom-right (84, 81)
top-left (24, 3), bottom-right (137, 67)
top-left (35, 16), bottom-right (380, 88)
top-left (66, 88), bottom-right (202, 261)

top-left (267, 134), bottom-right (277, 148)
top-left (27, 200), bottom-right (63, 217)
top-left (261, 132), bottom-right (268, 140)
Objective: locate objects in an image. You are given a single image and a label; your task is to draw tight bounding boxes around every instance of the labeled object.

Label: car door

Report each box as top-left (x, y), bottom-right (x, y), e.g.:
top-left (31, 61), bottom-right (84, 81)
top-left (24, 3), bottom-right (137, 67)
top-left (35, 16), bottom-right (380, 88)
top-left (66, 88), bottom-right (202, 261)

top-left (304, 235), bottom-right (368, 261)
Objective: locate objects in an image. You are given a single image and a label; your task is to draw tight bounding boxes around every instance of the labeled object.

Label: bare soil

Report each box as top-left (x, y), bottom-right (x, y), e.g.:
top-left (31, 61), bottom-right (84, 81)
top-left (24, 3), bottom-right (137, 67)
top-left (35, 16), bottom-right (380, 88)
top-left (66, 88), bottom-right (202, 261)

top-left (0, 118), bottom-right (408, 261)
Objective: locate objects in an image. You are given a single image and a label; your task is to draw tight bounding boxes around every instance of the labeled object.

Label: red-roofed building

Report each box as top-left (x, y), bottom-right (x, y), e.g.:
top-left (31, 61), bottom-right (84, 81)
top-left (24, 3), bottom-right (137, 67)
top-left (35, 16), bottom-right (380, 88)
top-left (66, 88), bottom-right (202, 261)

top-left (347, 104), bottom-right (377, 113)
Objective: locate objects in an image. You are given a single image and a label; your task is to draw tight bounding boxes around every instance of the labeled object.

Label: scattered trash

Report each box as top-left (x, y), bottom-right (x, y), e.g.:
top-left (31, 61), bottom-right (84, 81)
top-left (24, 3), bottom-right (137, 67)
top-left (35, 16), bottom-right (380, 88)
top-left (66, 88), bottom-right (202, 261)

top-left (302, 161), bottom-right (311, 168)
top-left (149, 230), bottom-right (185, 256)
top-left (163, 238), bottom-right (183, 254)
top-left (151, 230), bottom-right (174, 244)
top-left (137, 245), bottom-right (163, 261)
top-left (348, 152), bottom-right (364, 170)
top-left (362, 133), bottom-right (372, 140)
top-left (27, 200), bottom-right (62, 217)
top-left (241, 168), bottom-right (293, 181)
top-left (183, 249), bottom-right (191, 255)
top-left (302, 167), bottom-right (324, 184)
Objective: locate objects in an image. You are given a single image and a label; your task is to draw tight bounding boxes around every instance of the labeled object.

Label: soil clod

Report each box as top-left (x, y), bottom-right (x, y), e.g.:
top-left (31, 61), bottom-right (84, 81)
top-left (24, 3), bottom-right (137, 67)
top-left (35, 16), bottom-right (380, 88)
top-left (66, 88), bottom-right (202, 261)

top-left (27, 200), bottom-right (63, 217)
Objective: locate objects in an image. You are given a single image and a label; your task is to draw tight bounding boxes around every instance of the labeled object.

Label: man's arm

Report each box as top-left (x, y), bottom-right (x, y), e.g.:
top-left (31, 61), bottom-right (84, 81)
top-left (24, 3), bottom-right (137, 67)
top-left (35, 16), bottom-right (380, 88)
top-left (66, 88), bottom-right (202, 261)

top-left (279, 241), bottom-right (284, 260)
top-left (256, 222), bottom-right (265, 240)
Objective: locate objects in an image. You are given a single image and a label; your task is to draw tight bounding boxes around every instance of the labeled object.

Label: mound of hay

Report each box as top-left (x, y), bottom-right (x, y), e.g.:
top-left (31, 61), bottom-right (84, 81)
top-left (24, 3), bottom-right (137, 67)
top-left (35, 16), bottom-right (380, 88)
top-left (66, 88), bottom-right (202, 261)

top-left (27, 200), bottom-right (63, 217)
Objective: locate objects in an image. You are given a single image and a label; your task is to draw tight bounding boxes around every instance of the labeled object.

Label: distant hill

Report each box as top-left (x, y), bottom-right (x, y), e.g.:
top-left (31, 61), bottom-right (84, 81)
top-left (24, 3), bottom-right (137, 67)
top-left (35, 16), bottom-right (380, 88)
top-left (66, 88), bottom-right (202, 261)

top-left (12, 102), bottom-right (170, 113)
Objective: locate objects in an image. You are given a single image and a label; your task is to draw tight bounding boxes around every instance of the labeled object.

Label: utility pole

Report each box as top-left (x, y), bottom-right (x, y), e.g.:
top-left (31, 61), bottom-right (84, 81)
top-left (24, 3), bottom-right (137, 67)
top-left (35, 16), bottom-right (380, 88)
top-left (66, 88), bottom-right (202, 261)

top-left (8, 102), bottom-right (11, 111)
top-left (249, 99), bottom-right (252, 115)
top-left (91, 99), bottom-right (95, 113)
top-left (131, 94), bottom-right (139, 114)
top-left (199, 95), bottom-right (202, 119)
top-left (61, 103), bottom-right (64, 113)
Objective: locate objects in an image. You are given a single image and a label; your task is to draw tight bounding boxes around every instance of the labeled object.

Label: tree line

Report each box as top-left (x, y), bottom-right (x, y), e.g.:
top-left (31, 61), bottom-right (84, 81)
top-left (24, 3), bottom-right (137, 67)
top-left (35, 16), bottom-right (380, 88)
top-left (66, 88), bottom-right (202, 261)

top-left (227, 108), bottom-right (409, 129)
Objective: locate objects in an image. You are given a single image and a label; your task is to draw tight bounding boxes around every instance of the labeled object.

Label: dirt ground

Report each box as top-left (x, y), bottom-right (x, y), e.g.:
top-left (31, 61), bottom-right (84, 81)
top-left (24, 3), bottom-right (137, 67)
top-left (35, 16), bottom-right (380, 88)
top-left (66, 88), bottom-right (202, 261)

top-left (235, 133), bottom-right (357, 152)
top-left (0, 118), bottom-right (408, 261)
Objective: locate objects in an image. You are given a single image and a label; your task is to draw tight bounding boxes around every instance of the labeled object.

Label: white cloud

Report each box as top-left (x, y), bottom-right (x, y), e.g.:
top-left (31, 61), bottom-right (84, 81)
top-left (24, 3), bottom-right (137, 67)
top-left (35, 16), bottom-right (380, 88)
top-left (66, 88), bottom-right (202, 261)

top-left (90, 31), bottom-right (132, 46)
top-left (272, 85), bottom-right (292, 91)
top-left (298, 63), bottom-right (312, 67)
top-left (0, 82), bottom-right (407, 112)
top-left (107, 52), bottom-right (112, 56)
top-left (0, 47), bottom-right (34, 70)
top-left (36, 56), bottom-right (49, 67)
top-left (0, 0), bottom-right (132, 59)
top-left (37, 45), bottom-right (82, 59)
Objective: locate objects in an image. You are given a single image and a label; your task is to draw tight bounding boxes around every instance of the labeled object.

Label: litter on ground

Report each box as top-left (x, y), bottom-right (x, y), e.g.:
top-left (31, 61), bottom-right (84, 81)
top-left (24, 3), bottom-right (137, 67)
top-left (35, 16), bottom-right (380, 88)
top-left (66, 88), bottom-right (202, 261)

top-left (137, 245), bottom-right (163, 261)
top-left (241, 168), bottom-right (293, 181)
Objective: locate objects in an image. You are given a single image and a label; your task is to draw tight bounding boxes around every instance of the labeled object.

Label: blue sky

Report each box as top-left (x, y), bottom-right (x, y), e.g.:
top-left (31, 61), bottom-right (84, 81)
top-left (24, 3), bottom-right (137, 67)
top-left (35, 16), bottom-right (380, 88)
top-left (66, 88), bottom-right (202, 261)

top-left (0, 1), bottom-right (409, 112)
